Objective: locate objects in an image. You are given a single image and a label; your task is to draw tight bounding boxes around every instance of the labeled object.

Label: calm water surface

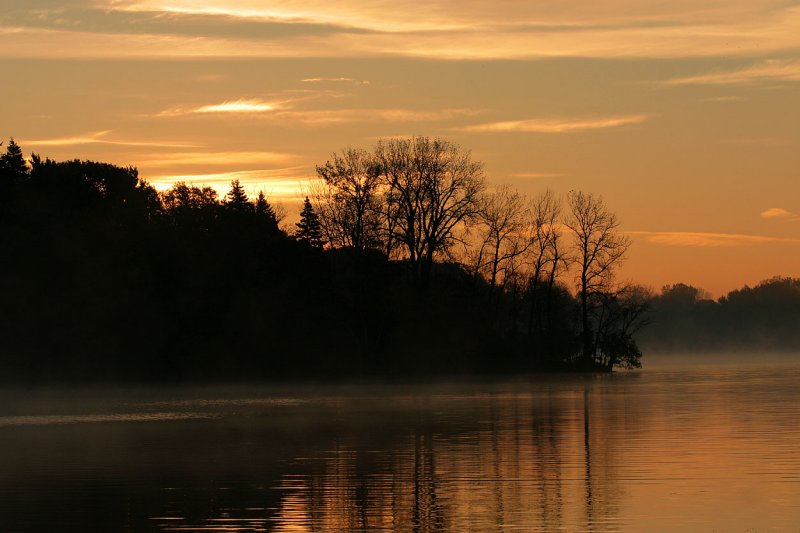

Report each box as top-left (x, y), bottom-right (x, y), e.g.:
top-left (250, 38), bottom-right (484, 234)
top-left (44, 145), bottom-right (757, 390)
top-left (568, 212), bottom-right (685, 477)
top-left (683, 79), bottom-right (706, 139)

top-left (2, 355), bottom-right (800, 532)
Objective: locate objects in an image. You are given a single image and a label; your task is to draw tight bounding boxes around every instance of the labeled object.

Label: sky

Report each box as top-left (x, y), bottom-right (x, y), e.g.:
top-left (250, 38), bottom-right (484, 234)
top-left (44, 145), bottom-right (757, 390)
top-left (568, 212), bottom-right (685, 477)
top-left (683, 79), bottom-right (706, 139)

top-left (1, 0), bottom-right (798, 296)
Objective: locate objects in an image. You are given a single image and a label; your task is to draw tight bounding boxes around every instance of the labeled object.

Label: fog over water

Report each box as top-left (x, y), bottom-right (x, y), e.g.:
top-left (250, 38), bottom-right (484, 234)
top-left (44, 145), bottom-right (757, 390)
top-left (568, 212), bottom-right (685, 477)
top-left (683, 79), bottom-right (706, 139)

top-left (2, 354), bottom-right (799, 532)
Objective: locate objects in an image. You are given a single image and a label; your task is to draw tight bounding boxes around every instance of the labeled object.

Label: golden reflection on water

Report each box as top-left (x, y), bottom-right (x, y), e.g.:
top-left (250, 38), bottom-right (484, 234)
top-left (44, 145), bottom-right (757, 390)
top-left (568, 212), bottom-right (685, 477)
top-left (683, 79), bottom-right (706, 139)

top-left (258, 368), bottom-right (800, 533)
top-left (262, 389), bottom-right (627, 533)
top-left (2, 361), bottom-right (800, 531)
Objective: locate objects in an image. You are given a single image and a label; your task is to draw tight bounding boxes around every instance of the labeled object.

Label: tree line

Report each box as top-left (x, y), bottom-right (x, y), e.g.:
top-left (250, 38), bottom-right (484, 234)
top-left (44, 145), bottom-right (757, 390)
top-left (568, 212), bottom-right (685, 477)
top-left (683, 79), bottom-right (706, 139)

top-left (640, 278), bottom-right (800, 353)
top-left (1, 136), bottom-right (647, 382)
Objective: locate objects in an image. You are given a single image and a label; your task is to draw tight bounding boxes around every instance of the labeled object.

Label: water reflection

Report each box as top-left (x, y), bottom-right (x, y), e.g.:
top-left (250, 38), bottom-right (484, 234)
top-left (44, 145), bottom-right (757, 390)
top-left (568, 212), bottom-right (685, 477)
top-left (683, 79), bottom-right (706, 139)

top-left (256, 386), bottom-right (627, 532)
top-left (1, 361), bottom-right (800, 531)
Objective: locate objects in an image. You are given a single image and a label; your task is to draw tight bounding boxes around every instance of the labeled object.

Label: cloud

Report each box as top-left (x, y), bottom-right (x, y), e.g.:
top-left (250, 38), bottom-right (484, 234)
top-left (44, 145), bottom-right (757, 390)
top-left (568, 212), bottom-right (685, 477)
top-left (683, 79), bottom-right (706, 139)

top-left (508, 172), bottom-right (564, 179)
top-left (108, 0), bottom-right (800, 38)
top-left (760, 207), bottom-right (799, 221)
top-left (703, 95), bottom-right (746, 103)
top-left (194, 73), bottom-right (228, 82)
top-left (195, 99), bottom-right (276, 113)
top-left (157, 101), bottom-right (477, 124)
top-left (301, 77), bottom-right (370, 85)
top-left (264, 108), bottom-right (477, 125)
top-left (3, 2), bottom-right (800, 60)
top-left (23, 130), bottom-right (197, 148)
top-left (106, 1), bottom-right (470, 32)
top-left (665, 59), bottom-right (800, 85)
top-left (137, 151), bottom-right (296, 168)
top-left (629, 230), bottom-right (800, 247)
top-left (461, 114), bottom-right (651, 133)
top-left (158, 98), bottom-right (285, 116)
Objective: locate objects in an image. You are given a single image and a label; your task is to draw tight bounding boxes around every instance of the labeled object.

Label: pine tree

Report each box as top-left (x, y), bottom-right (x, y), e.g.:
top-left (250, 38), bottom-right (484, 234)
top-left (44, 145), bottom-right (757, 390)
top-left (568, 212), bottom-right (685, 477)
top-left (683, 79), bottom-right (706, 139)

top-left (295, 196), bottom-right (325, 248)
top-left (0, 138), bottom-right (29, 188)
top-left (224, 179), bottom-right (250, 211)
top-left (255, 191), bottom-right (278, 225)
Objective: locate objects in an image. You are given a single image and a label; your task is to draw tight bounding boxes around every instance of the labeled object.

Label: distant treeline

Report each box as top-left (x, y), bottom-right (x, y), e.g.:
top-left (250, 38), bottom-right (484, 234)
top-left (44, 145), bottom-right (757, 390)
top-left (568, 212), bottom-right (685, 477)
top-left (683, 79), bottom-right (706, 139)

top-left (0, 136), bottom-right (659, 382)
top-left (640, 279), bottom-right (800, 353)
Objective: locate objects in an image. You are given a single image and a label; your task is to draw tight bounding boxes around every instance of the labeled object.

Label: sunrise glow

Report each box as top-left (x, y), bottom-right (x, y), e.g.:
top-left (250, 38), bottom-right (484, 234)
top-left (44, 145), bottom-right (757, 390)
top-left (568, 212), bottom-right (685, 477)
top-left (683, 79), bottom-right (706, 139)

top-left (1, 0), bottom-right (798, 295)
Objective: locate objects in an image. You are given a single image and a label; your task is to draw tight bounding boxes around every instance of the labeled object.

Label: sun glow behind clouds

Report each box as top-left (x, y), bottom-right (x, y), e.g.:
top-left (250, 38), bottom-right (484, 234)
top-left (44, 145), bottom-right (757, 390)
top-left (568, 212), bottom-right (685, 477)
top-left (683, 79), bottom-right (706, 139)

top-left (195, 99), bottom-right (277, 113)
top-left (111, 0), bottom-right (473, 31)
top-left (0, 0), bottom-right (796, 294)
top-left (157, 99), bottom-right (285, 116)
top-left (147, 169), bottom-right (316, 202)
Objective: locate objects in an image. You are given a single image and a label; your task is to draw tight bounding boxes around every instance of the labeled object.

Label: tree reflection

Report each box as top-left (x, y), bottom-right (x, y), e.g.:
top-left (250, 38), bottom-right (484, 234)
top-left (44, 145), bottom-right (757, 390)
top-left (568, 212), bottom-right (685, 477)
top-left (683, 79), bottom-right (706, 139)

top-left (266, 386), bottom-right (625, 532)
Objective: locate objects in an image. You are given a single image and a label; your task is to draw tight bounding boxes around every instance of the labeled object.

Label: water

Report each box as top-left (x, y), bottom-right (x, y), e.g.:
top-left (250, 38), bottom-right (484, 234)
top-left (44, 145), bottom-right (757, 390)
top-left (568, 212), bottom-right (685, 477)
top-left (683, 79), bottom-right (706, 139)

top-left (2, 355), bottom-right (800, 532)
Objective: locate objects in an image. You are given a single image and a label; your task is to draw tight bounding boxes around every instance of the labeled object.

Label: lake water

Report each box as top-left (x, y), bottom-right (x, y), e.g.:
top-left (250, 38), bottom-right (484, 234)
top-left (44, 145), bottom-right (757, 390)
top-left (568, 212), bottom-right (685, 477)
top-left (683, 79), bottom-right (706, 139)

top-left (2, 355), bottom-right (800, 532)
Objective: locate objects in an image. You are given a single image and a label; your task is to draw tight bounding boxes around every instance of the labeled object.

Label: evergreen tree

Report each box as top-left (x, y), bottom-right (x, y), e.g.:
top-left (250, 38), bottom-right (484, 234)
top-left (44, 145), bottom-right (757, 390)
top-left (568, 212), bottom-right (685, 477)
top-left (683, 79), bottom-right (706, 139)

top-left (295, 196), bottom-right (325, 248)
top-left (255, 191), bottom-right (278, 226)
top-left (224, 179), bottom-right (250, 211)
top-left (0, 138), bottom-right (29, 191)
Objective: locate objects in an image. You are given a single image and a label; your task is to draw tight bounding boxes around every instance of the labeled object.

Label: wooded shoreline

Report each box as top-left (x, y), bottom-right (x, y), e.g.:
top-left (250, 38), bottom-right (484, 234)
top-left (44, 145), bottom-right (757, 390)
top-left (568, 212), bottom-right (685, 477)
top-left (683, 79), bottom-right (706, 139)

top-left (1, 137), bottom-right (797, 383)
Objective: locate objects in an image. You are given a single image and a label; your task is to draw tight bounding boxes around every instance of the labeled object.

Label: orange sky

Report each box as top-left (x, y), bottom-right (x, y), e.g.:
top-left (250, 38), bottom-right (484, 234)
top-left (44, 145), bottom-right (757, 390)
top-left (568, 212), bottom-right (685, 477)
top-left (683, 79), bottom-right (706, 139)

top-left (1, 0), bottom-right (798, 296)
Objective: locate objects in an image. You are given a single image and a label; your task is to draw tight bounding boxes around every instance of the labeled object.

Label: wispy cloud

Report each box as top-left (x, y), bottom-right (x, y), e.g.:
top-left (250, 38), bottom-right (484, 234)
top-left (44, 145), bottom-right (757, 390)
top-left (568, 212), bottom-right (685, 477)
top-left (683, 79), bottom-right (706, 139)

top-left (196, 99), bottom-right (276, 113)
top-left (4, 2), bottom-right (800, 60)
top-left (158, 98), bottom-right (285, 116)
top-left (461, 114), bottom-right (651, 133)
top-left (107, 1), bottom-right (471, 32)
top-left (194, 73), bottom-right (229, 83)
top-left (276, 107), bottom-right (478, 125)
top-left (704, 95), bottom-right (746, 103)
top-left (24, 130), bottom-right (197, 148)
top-left (301, 77), bottom-right (370, 85)
top-left (629, 230), bottom-right (800, 247)
top-left (138, 151), bottom-right (296, 168)
top-left (760, 207), bottom-right (800, 221)
top-left (508, 172), bottom-right (565, 179)
top-left (665, 59), bottom-right (800, 85)
top-left (108, 0), bottom-right (800, 39)
top-left (157, 101), bottom-right (477, 124)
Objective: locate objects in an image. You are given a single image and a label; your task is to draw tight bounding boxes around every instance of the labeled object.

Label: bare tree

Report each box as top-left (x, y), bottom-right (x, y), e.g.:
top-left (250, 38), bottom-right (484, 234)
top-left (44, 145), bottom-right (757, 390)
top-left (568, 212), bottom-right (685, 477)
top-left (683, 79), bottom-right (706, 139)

top-left (524, 190), bottom-right (567, 336)
top-left (474, 184), bottom-right (529, 293)
top-left (314, 148), bottom-right (384, 251)
top-left (375, 136), bottom-right (485, 284)
top-left (564, 190), bottom-right (631, 362)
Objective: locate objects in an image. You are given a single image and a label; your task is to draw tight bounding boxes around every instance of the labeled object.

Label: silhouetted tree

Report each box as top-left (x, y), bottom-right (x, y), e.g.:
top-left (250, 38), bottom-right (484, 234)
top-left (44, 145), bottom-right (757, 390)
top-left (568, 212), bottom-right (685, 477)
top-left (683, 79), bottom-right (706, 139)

top-left (26, 156), bottom-right (158, 220)
top-left (471, 184), bottom-right (530, 325)
top-left (224, 179), bottom-right (250, 211)
top-left (162, 182), bottom-right (220, 230)
top-left (255, 191), bottom-right (278, 224)
top-left (524, 189), bottom-right (566, 338)
top-left (593, 285), bottom-right (652, 370)
top-left (0, 138), bottom-right (29, 198)
top-left (565, 190), bottom-right (630, 365)
top-left (1, 138), bottom-right (27, 178)
top-left (376, 136), bottom-right (484, 284)
top-left (474, 185), bottom-right (529, 293)
top-left (296, 196), bottom-right (324, 248)
top-left (314, 147), bottom-right (384, 251)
